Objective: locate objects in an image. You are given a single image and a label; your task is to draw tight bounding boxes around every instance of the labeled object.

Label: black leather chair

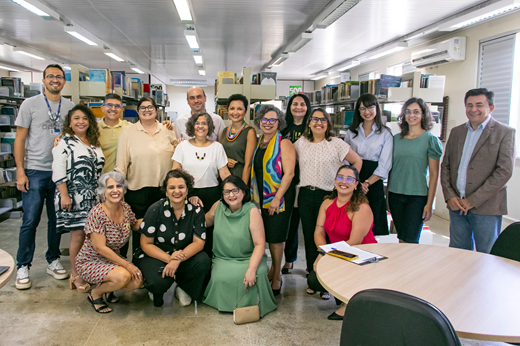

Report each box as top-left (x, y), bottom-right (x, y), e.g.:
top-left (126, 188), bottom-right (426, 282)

top-left (490, 222), bottom-right (520, 262)
top-left (340, 289), bottom-right (461, 346)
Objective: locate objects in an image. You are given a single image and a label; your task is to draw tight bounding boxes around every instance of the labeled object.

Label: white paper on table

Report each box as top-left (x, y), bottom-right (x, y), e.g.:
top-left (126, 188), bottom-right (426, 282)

top-left (319, 241), bottom-right (385, 265)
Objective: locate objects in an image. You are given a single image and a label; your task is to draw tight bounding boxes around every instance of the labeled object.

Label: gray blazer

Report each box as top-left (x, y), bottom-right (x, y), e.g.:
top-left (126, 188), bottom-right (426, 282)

top-left (440, 117), bottom-right (515, 215)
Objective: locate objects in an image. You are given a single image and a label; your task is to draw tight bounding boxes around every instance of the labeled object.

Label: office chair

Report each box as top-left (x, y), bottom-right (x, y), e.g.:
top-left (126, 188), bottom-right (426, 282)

top-left (490, 222), bottom-right (520, 262)
top-left (340, 289), bottom-right (461, 346)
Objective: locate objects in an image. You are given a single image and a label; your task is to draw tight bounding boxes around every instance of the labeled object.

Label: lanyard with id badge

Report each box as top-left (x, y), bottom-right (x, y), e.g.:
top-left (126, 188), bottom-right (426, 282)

top-left (44, 93), bottom-right (62, 136)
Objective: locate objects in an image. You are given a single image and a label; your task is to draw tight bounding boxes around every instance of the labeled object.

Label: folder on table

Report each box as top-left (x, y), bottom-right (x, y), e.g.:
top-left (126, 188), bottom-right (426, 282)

top-left (320, 241), bottom-right (386, 265)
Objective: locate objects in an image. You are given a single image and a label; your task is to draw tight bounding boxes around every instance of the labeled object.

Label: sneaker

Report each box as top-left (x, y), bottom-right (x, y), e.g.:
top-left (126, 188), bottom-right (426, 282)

top-left (16, 266), bottom-right (31, 290)
top-left (175, 286), bottom-right (192, 306)
top-left (47, 259), bottom-right (69, 280)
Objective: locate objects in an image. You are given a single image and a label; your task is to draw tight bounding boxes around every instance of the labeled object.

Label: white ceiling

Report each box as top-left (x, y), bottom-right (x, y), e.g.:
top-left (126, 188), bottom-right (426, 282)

top-left (0, 0), bottom-right (490, 83)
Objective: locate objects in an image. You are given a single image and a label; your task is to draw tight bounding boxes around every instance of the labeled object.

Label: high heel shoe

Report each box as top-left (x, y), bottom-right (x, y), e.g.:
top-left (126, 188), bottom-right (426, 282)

top-left (271, 280), bottom-right (283, 296)
top-left (281, 262), bottom-right (294, 275)
top-left (69, 275), bottom-right (90, 292)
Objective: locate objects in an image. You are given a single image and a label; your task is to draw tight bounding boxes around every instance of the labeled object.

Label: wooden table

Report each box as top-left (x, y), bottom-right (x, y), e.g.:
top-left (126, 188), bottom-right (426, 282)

top-left (0, 249), bottom-right (15, 289)
top-left (316, 243), bottom-right (520, 343)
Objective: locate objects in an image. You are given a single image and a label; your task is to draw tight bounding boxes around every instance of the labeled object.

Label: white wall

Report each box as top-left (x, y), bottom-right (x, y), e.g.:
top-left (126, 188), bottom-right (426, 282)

top-left (316, 11), bottom-right (520, 221)
top-left (165, 85), bottom-right (215, 123)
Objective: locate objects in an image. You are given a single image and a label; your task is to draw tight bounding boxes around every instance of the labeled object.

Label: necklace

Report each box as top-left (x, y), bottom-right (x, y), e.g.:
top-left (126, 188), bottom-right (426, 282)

top-left (195, 152), bottom-right (206, 160)
top-left (226, 123), bottom-right (246, 142)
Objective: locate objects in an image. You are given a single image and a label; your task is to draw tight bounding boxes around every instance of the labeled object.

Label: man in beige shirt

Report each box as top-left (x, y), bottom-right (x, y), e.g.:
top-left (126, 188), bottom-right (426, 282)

top-left (98, 93), bottom-right (130, 173)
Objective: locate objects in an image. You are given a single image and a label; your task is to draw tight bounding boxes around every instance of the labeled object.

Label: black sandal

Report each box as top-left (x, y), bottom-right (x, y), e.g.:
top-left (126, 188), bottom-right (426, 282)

top-left (88, 294), bottom-right (111, 313)
top-left (104, 292), bottom-right (119, 303)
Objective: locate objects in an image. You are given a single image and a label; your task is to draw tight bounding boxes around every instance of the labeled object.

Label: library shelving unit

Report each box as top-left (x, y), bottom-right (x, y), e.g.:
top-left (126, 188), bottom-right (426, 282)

top-left (215, 67), bottom-right (276, 126)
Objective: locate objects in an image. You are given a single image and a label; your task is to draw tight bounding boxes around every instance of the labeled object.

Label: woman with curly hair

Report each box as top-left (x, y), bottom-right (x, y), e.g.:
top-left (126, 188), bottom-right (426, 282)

top-left (388, 98), bottom-right (442, 244)
top-left (52, 104), bottom-right (105, 292)
top-left (307, 165), bottom-right (376, 320)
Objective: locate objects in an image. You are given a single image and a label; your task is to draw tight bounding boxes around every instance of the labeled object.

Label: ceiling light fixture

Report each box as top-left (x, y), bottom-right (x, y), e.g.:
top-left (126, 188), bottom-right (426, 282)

top-left (199, 70), bottom-right (206, 76)
top-left (193, 55), bottom-right (203, 64)
top-left (10, 0), bottom-right (48, 16)
top-left (313, 0), bottom-right (362, 29)
top-left (0, 65), bottom-right (20, 72)
top-left (15, 50), bottom-right (45, 60)
top-left (405, 27), bottom-right (439, 41)
top-left (368, 42), bottom-right (408, 60)
top-left (131, 67), bottom-right (144, 74)
top-left (184, 30), bottom-right (199, 49)
top-left (439, 0), bottom-right (520, 31)
top-left (171, 79), bottom-right (207, 87)
top-left (338, 60), bottom-right (360, 71)
top-left (173, 0), bottom-right (193, 21)
top-left (10, 0), bottom-right (60, 19)
top-left (268, 53), bottom-right (290, 67)
top-left (65, 31), bottom-right (98, 46)
top-left (286, 32), bottom-right (313, 53)
top-left (105, 52), bottom-right (124, 62)
top-left (63, 66), bottom-right (71, 70)
top-left (311, 73), bottom-right (328, 81)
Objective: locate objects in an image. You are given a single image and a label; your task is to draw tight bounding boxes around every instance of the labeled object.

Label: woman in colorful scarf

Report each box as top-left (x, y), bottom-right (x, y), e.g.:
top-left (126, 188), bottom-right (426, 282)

top-left (251, 104), bottom-right (295, 296)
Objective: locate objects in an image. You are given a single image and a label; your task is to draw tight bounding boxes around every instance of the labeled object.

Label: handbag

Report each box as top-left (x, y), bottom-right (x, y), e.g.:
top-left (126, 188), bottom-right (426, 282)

top-left (233, 285), bottom-right (260, 325)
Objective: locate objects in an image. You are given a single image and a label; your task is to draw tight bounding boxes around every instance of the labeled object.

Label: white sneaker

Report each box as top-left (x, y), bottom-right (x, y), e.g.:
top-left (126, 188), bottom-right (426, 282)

top-left (175, 286), bottom-right (192, 306)
top-left (47, 259), bottom-right (69, 280)
top-left (16, 265), bottom-right (31, 290)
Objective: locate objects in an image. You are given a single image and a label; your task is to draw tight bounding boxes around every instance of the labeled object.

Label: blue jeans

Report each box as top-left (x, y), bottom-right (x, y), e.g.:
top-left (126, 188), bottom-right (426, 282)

top-left (448, 209), bottom-right (502, 253)
top-left (16, 169), bottom-right (62, 268)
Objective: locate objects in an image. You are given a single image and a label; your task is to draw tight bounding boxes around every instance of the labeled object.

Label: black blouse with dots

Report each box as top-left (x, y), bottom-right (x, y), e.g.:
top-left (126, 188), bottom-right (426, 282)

top-left (138, 198), bottom-right (206, 255)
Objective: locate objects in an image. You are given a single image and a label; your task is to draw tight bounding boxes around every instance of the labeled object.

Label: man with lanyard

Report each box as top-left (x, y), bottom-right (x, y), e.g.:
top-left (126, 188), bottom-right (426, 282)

top-left (14, 64), bottom-right (75, 290)
top-left (173, 86), bottom-right (225, 141)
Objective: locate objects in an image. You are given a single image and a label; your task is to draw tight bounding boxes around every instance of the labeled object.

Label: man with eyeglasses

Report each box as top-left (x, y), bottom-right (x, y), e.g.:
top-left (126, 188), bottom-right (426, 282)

top-left (173, 87), bottom-right (225, 141)
top-left (441, 88), bottom-right (515, 253)
top-left (13, 64), bottom-right (75, 290)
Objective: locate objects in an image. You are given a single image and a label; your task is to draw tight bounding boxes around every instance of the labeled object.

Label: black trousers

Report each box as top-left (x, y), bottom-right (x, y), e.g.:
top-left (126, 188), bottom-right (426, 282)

top-left (134, 251), bottom-right (211, 302)
top-left (360, 160), bottom-right (389, 236)
top-left (122, 187), bottom-right (164, 257)
top-left (298, 187), bottom-right (331, 273)
top-left (388, 192), bottom-right (428, 244)
top-left (189, 186), bottom-right (220, 258)
top-left (284, 207), bottom-right (300, 263)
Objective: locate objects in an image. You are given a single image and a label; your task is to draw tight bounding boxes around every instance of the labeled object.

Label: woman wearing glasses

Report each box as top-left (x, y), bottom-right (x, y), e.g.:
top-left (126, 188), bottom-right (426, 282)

top-left (251, 104), bottom-right (295, 296)
top-left (115, 97), bottom-right (177, 255)
top-left (307, 165), bottom-right (376, 320)
top-left (219, 94), bottom-right (257, 184)
top-left (172, 112), bottom-right (231, 258)
top-left (294, 108), bottom-right (362, 298)
top-left (203, 175), bottom-right (277, 317)
top-left (344, 94), bottom-right (393, 236)
top-left (388, 98), bottom-right (442, 244)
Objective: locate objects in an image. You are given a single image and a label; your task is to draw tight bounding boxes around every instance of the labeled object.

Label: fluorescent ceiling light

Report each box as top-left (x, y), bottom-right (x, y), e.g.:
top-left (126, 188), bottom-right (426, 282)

top-left (63, 66), bottom-right (71, 70)
top-left (105, 52), bottom-right (124, 62)
top-left (439, 0), bottom-right (520, 31)
top-left (287, 32), bottom-right (313, 53)
top-left (0, 65), bottom-right (20, 72)
top-left (268, 53), bottom-right (290, 67)
top-left (173, 0), bottom-right (192, 21)
top-left (10, 0), bottom-right (49, 16)
top-left (131, 67), bottom-right (144, 74)
top-left (199, 70), bottom-right (206, 76)
top-left (66, 31), bottom-right (98, 46)
top-left (184, 32), bottom-right (199, 49)
top-left (368, 42), bottom-right (408, 60)
top-left (313, 0), bottom-right (361, 29)
top-left (311, 73), bottom-right (328, 81)
top-left (193, 55), bottom-right (203, 64)
top-left (338, 60), bottom-right (360, 71)
top-left (16, 50), bottom-right (45, 60)
top-left (405, 27), bottom-right (439, 41)
top-left (171, 79), bottom-right (207, 87)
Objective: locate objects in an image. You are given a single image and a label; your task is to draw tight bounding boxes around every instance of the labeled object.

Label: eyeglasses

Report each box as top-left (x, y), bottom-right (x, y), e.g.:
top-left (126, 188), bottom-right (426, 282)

top-left (105, 103), bottom-right (122, 109)
top-left (336, 175), bottom-right (356, 183)
top-left (359, 105), bottom-right (376, 113)
top-left (139, 105), bottom-right (155, 112)
top-left (261, 118), bottom-right (279, 125)
top-left (45, 75), bottom-right (65, 81)
top-left (195, 122), bottom-right (207, 127)
top-left (405, 109), bottom-right (422, 115)
top-left (311, 117), bottom-right (327, 123)
top-left (223, 187), bottom-right (240, 196)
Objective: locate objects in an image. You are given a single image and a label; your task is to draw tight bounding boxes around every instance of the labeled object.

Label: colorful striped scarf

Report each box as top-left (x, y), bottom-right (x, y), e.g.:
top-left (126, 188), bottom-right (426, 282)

top-left (250, 131), bottom-right (285, 211)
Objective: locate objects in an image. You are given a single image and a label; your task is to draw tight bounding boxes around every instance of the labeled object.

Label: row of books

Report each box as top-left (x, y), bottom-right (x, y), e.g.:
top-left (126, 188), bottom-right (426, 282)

top-left (0, 105), bottom-right (17, 126)
top-left (0, 77), bottom-right (24, 97)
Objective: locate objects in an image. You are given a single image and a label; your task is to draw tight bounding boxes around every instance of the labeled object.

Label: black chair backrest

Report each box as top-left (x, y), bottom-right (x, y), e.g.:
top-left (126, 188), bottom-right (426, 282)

top-left (490, 222), bottom-right (520, 262)
top-left (340, 289), bottom-right (461, 346)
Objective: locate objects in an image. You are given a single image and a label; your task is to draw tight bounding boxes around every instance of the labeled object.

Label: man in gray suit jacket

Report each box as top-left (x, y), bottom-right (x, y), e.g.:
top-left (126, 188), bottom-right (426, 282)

top-left (441, 88), bottom-right (515, 253)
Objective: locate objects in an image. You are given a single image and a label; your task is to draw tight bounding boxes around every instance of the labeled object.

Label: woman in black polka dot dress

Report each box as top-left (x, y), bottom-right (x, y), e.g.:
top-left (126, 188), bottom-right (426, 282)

top-left (133, 169), bottom-right (211, 307)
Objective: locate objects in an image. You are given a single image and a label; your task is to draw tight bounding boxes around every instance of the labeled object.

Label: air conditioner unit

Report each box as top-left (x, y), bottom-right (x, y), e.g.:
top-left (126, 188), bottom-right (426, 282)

top-left (411, 37), bottom-right (466, 69)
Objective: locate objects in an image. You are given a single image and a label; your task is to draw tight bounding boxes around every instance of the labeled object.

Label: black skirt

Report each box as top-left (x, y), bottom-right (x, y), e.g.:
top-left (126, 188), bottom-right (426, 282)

top-left (360, 160), bottom-right (389, 236)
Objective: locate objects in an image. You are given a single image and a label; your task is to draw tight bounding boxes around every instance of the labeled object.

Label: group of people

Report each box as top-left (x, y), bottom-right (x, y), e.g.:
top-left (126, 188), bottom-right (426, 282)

top-left (12, 64), bottom-right (515, 320)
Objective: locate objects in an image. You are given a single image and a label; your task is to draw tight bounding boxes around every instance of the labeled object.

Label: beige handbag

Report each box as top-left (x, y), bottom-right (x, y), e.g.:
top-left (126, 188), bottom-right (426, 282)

top-left (233, 286), bottom-right (260, 325)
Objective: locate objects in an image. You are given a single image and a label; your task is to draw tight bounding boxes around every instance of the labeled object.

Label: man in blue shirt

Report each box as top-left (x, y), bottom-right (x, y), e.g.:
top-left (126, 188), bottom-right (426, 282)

top-left (441, 88), bottom-right (515, 253)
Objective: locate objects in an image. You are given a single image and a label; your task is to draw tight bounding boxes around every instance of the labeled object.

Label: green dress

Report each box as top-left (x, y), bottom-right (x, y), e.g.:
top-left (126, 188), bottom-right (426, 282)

top-left (203, 201), bottom-right (277, 317)
top-left (220, 126), bottom-right (254, 178)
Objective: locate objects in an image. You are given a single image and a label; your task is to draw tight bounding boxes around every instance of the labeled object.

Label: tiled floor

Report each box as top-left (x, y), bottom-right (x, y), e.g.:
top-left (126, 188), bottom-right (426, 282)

top-left (0, 211), bottom-right (511, 346)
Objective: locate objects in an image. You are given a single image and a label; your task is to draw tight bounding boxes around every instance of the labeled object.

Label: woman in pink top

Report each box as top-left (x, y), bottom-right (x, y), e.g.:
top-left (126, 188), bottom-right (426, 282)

top-left (307, 164), bottom-right (376, 320)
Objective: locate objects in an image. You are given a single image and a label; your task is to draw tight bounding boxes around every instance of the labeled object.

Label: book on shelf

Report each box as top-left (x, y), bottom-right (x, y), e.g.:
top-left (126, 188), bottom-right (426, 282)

top-left (420, 74), bottom-right (436, 88)
top-left (427, 75), bottom-right (446, 89)
top-left (1, 77), bottom-right (23, 97)
top-left (375, 74), bottom-right (402, 98)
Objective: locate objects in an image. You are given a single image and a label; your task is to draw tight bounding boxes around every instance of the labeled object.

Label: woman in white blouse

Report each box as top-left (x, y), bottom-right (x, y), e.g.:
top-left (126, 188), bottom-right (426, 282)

top-left (344, 94), bottom-right (393, 236)
top-left (172, 112), bottom-right (231, 257)
top-left (293, 108), bottom-right (362, 297)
